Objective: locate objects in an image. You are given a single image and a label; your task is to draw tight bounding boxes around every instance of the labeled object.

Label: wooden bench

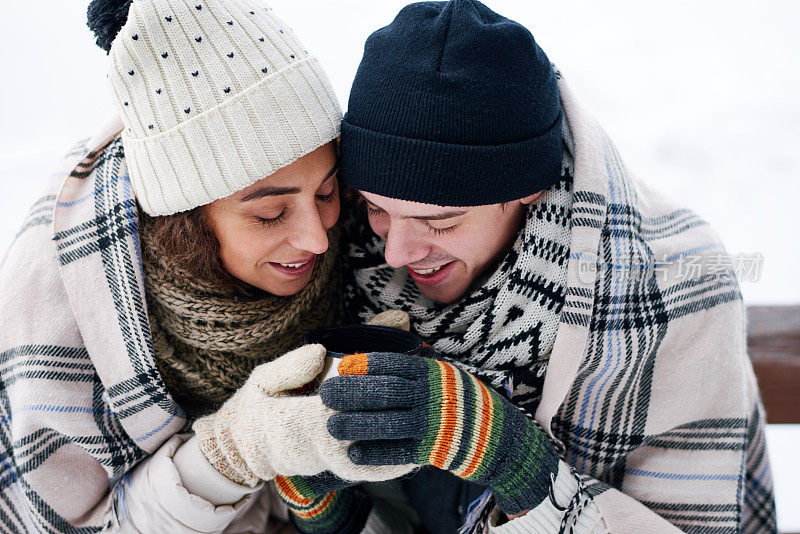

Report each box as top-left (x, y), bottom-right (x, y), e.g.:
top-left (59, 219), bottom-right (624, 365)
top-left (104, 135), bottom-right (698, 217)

top-left (748, 306), bottom-right (800, 424)
top-left (748, 305), bottom-right (800, 534)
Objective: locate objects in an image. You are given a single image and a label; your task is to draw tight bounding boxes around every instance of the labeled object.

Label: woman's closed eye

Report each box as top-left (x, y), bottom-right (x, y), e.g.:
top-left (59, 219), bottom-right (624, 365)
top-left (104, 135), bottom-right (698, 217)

top-left (316, 187), bottom-right (336, 204)
top-left (255, 209), bottom-right (287, 227)
top-left (315, 175), bottom-right (338, 204)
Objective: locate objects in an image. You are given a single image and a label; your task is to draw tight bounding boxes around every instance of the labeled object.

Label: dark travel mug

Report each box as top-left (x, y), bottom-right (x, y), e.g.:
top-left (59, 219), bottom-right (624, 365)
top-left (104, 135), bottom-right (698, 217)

top-left (303, 324), bottom-right (424, 358)
top-left (297, 324), bottom-right (425, 392)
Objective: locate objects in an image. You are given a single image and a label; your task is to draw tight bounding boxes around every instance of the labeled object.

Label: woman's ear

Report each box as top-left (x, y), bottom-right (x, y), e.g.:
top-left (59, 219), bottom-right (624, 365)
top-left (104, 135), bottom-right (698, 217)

top-left (520, 191), bottom-right (544, 205)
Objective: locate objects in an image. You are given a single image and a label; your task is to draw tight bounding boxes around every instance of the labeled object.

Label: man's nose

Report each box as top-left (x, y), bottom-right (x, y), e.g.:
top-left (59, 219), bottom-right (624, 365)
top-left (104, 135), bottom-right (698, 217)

top-left (383, 223), bottom-right (428, 268)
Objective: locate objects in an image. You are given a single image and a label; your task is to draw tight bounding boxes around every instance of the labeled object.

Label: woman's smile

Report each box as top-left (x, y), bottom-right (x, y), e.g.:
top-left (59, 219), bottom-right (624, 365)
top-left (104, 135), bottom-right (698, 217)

top-left (269, 255), bottom-right (316, 277)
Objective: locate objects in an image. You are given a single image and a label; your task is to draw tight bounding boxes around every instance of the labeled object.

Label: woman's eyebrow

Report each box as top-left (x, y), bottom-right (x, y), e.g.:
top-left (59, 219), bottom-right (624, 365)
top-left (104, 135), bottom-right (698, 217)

top-left (239, 161), bottom-right (339, 203)
top-left (240, 185), bottom-right (300, 202)
top-left (317, 161), bottom-right (339, 188)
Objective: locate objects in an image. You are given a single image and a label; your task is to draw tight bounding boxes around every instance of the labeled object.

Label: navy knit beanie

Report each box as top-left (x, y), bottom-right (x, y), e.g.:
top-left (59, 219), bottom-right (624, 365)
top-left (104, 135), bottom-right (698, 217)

top-left (340, 0), bottom-right (562, 207)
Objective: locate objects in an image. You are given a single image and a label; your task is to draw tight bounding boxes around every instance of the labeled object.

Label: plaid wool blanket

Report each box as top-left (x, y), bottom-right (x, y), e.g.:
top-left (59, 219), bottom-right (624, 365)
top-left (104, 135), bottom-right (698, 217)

top-left (515, 78), bottom-right (777, 533)
top-left (0, 76), bottom-right (777, 532)
top-left (1, 121), bottom-right (189, 532)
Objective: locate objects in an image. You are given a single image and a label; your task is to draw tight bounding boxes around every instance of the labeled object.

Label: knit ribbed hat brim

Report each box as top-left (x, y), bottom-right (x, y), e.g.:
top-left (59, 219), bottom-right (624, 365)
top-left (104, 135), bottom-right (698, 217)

top-left (123, 56), bottom-right (341, 216)
top-left (340, 111), bottom-right (563, 207)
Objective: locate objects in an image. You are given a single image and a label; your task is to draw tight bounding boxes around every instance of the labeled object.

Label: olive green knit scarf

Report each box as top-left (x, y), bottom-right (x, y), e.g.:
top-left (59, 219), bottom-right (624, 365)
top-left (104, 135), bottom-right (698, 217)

top-left (141, 218), bottom-right (342, 418)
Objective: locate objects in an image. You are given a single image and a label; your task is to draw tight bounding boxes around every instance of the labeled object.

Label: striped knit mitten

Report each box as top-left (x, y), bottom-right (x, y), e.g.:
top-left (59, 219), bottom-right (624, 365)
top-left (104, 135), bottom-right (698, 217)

top-left (275, 472), bottom-right (371, 534)
top-left (319, 353), bottom-right (560, 515)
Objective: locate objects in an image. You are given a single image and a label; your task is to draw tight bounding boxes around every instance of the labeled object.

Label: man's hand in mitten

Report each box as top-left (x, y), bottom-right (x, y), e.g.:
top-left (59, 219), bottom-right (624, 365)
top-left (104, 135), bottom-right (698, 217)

top-left (275, 472), bottom-right (372, 534)
top-left (319, 353), bottom-right (560, 515)
top-left (192, 345), bottom-right (414, 487)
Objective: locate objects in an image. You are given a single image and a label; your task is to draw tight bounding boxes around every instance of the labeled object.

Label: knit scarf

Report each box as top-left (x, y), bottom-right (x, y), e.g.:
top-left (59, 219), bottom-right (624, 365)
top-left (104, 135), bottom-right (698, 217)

top-left (344, 130), bottom-right (575, 411)
top-left (141, 217), bottom-right (342, 418)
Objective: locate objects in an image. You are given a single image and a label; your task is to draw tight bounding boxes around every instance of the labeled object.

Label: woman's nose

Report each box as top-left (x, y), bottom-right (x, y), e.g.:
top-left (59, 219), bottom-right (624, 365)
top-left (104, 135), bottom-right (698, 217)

top-left (290, 207), bottom-right (330, 255)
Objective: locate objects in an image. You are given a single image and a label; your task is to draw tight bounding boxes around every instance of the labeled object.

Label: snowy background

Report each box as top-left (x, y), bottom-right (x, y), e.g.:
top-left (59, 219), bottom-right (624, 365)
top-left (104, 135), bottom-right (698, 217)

top-left (0, 0), bottom-right (798, 529)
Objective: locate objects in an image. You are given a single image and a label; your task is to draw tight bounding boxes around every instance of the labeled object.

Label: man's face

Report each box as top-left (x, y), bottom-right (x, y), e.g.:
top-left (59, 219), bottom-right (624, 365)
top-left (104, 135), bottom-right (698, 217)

top-left (360, 191), bottom-right (542, 304)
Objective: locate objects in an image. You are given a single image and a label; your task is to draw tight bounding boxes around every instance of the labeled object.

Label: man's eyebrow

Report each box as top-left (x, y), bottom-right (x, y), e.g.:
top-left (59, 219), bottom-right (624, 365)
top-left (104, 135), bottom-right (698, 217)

top-left (402, 210), bottom-right (468, 221)
top-left (239, 161), bottom-right (339, 203)
top-left (366, 201), bottom-right (467, 221)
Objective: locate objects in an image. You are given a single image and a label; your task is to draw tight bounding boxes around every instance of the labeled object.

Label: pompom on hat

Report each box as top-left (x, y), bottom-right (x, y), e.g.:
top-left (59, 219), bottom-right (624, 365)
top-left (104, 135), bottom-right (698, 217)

top-left (87, 0), bottom-right (342, 216)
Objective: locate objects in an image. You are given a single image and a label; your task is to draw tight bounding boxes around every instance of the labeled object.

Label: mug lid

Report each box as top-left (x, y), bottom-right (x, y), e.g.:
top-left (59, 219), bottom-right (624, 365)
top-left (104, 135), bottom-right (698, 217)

top-left (304, 324), bottom-right (424, 358)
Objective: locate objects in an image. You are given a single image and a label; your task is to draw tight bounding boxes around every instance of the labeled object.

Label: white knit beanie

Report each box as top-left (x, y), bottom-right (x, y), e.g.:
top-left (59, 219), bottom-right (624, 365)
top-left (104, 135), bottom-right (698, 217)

top-left (101, 0), bottom-right (342, 216)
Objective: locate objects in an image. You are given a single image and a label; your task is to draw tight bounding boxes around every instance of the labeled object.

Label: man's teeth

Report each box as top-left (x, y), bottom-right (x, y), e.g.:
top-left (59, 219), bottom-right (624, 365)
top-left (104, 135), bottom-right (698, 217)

top-left (411, 265), bottom-right (444, 275)
top-left (280, 261), bottom-right (308, 268)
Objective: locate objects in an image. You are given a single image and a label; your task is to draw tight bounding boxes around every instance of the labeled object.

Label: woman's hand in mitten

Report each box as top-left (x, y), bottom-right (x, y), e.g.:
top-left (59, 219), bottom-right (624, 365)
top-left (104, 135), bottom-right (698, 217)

top-left (192, 345), bottom-right (415, 487)
top-left (319, 352), bottom-right (560, 515)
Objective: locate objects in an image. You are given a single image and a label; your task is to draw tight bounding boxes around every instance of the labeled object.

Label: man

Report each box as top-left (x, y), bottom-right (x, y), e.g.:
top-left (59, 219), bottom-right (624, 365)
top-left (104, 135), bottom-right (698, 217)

top-left (311, 0), bottom-right (776, 532)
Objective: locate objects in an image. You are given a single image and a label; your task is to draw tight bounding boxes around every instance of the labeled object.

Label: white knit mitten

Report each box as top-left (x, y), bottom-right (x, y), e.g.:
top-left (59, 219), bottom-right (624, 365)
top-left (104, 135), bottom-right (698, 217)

top-left (192, 344), bottom-right (415, 487)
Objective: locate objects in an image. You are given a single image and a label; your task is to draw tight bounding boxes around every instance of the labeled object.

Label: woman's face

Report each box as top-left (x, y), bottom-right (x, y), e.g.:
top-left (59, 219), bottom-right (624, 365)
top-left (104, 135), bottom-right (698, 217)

top-left (204, 142), bottom-right (340, 296)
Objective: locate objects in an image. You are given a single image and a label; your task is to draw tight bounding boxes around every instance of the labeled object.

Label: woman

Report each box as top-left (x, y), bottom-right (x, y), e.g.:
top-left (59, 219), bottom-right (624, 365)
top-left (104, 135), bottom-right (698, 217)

top-left (0, 0), bottom-right (408, 531)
